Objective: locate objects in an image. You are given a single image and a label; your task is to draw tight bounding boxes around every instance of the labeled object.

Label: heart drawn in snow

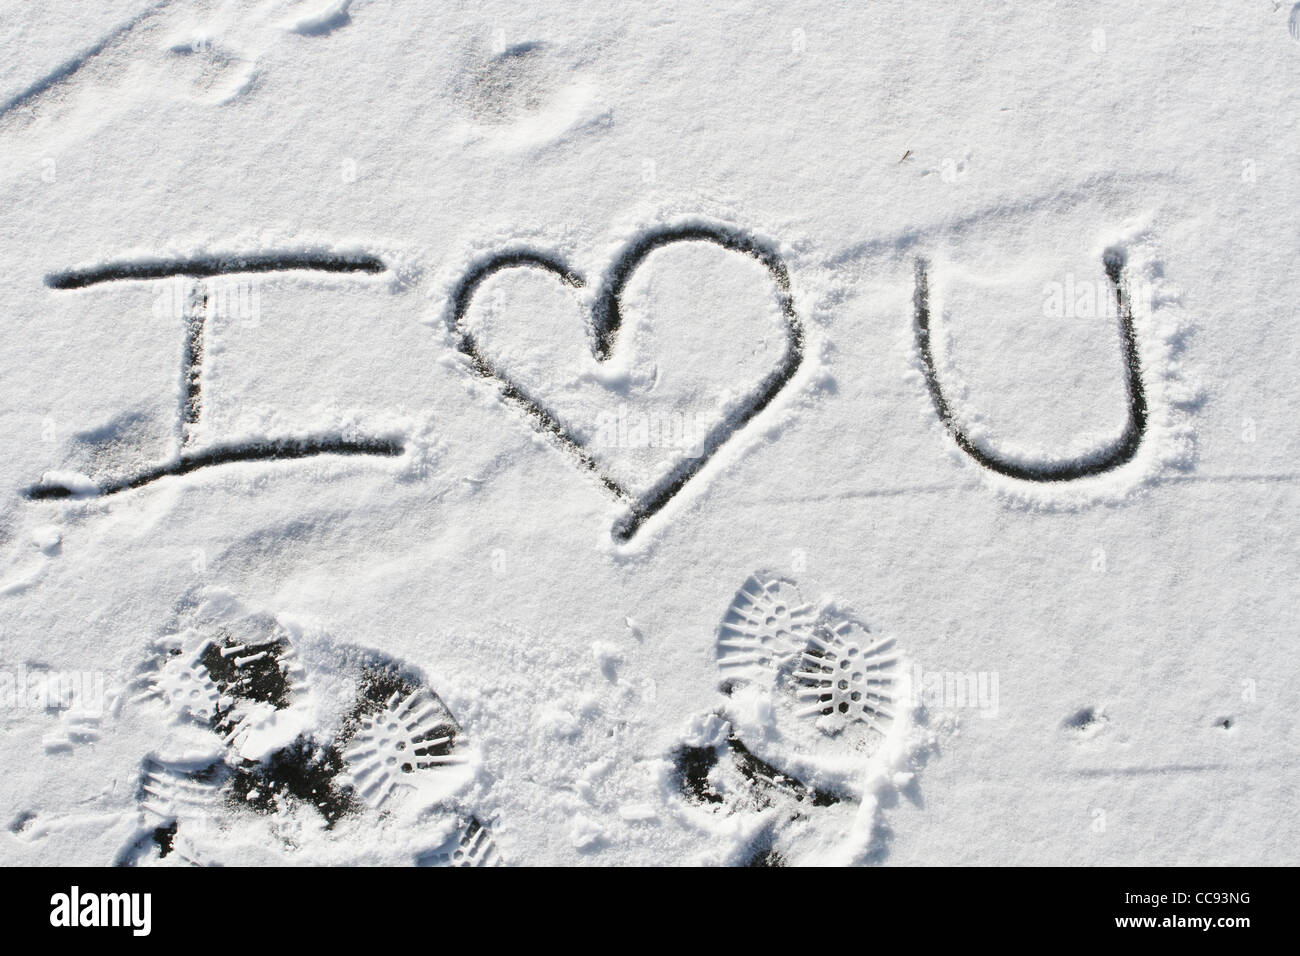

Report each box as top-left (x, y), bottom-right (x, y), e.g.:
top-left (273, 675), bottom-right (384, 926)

top-left (446, 223), bottom-right (805, 541)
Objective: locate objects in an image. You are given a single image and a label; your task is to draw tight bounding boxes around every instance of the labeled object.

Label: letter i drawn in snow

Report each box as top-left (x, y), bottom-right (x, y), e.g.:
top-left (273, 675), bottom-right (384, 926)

top-left (24, 250), bottom-right (405, 501)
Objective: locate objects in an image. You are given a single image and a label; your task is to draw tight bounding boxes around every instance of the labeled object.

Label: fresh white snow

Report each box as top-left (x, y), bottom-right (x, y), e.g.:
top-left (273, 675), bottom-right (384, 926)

top-left (0, 0), bottom-right (1296, 866)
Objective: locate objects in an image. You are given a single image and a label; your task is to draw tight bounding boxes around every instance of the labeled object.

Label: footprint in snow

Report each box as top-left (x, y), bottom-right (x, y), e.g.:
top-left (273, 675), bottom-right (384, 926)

top-left (670, 571), bottom-right (921, 866)
top-left (114, 591), bottom-right (500, 866)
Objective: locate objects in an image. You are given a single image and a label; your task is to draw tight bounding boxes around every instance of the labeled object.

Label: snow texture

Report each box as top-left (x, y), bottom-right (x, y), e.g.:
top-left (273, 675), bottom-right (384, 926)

top-left (0, 0), bottom-right (1296, 866)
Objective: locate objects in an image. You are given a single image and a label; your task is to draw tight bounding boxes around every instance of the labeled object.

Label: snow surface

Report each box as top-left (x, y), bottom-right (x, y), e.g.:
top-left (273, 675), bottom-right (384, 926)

top-left (0, 0), bottom-right (1297, 866)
